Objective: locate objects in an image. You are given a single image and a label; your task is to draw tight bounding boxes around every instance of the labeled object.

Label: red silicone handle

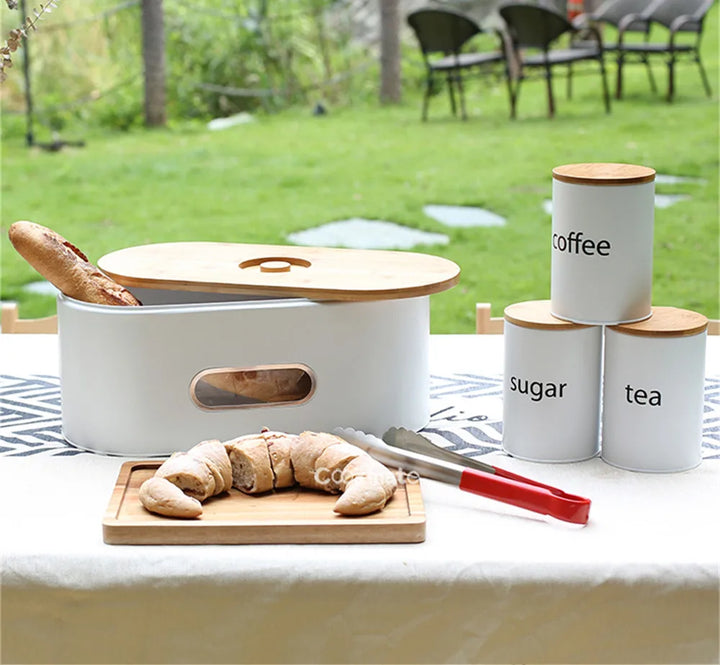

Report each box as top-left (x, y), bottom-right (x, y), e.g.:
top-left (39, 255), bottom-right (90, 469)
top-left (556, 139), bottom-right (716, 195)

top-left (459, 468), bottom-right (591, 525)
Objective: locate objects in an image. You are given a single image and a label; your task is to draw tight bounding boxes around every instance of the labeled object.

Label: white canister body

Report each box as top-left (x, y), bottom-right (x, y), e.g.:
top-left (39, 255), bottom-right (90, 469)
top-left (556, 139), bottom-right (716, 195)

top-left (601, 307), bottom-right (708, 472)
top-left (550, 163), bottom-right (655, 325)
top-left (502, 300), bottom-right (603, 462)
top-left (58, 293), bottom-right (431, 456)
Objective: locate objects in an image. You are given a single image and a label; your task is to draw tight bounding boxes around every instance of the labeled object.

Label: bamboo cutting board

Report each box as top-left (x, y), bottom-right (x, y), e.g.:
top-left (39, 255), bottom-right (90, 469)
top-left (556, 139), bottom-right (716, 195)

top-left (103, 461), bottom-right (426, 545)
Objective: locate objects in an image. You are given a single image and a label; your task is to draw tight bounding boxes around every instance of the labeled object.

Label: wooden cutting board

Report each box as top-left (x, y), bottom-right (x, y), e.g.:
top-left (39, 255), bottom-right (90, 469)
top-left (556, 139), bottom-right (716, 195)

top-left (103, 461), bottom-right (426, 545)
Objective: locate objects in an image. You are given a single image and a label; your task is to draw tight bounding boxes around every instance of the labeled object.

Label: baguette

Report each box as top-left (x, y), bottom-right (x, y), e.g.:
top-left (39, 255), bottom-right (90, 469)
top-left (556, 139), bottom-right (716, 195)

top-left (8, 221), bottom-right (141, 306)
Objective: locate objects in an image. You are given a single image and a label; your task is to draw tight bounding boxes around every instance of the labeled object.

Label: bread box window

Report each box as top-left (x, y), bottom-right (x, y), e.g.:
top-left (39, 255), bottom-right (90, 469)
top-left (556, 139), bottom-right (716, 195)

top-left (191, 365), bottom-right (315, 409)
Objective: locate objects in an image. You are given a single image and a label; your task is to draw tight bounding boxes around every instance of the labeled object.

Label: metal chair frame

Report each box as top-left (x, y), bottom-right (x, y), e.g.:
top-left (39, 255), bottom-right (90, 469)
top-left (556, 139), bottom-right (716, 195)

top-left (499, 2), bottom-right (611, 118)
top-left (584, 0), bottom-right (714, 100)
top-left (407, 8), bottom-right (506, 121)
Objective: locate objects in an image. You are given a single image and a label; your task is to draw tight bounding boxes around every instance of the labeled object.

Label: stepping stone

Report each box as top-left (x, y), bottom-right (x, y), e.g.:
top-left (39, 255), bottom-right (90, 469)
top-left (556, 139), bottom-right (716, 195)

top-left (655, 174), bottom-right (706, 185)
top-left (423, 204), bottom-right (506, 228)
top-left (654, 193), bottom-right (691, 209)
top-left (543, 194), bottom-right (690, 214)
top-left (207, 112), bottom-right (254, 131)
top-left (22, 281), bottom-right (59, 296)
top-left (287, 218), bottom-right (449, 250)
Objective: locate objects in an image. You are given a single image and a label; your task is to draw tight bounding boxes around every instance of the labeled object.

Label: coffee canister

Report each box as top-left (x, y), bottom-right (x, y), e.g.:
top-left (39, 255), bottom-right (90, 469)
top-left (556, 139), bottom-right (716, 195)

top-left (601, 306), bottom-right (708, 473)
top-left (502, 300), bottom-right (603, 462)
top-left (550, 163), bottom-right (656, 325)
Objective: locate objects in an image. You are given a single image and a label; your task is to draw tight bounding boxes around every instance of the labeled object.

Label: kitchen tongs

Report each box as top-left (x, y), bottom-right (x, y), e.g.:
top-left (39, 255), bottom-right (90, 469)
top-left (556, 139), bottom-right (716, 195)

top-left (334, 427), bottom-right (591, 525)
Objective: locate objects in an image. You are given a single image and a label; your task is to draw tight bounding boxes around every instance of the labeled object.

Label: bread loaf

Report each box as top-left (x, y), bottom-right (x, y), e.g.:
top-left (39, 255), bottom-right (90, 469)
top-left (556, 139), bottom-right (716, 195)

top-left (201, 368), bottom-right (312, 404)
top-left (8, 221), bottom-right (141, 306)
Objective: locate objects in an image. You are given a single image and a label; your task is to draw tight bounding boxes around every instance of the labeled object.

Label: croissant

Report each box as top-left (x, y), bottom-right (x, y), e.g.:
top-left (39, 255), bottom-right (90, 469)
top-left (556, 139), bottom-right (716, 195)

top-left (139, 431), bottom-right (397, 518)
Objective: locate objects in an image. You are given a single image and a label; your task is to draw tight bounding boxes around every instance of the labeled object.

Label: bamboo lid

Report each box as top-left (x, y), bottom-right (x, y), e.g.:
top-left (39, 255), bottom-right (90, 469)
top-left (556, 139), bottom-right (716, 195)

top-left (98, 242), bottom-right (460, 302)
top-left (609, 306), bottom-right (708, 337)
top-left (504, 300), bottom-right (591, 331)
top-left (552, 163), bottom-right (656, 186)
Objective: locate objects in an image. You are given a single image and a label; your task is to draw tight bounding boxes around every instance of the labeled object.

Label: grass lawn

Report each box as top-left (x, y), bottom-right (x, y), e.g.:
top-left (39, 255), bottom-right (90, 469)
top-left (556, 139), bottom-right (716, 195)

top-left (1, 13), bottom-right (718, 333)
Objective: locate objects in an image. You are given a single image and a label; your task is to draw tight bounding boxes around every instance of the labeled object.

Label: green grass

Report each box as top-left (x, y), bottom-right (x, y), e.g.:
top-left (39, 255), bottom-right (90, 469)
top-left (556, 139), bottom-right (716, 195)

top-left (2, 15), bottom-right (718, 332)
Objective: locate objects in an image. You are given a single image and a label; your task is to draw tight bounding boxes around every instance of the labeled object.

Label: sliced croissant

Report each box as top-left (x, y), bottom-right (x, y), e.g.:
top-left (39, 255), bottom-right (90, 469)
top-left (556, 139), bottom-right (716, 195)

top-left (225, 436), bottom-right (274, 493)
top-left (140, 430), bottom-right (398, 519)
top-left (155, 451), bottom-right (216, 502)
top-left (138, 477), bottom-right (202, 519)
top-left (188, 439), bottom-right (232, 494)
top-left (263, 431), bottom-right (296, 489)
top-left (334, 454), bottom-right (398, 515)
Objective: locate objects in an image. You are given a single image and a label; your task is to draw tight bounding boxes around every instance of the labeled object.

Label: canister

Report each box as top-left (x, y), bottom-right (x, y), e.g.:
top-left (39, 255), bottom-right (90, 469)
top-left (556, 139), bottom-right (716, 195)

top-left (601, 306), bottom-right (708, 472)
top-left (550, 162), bottom-right (656, 325)
top-left (57, 242), bottom-right (460, 456)
top-left (502, 300), bottom-right (603, 462)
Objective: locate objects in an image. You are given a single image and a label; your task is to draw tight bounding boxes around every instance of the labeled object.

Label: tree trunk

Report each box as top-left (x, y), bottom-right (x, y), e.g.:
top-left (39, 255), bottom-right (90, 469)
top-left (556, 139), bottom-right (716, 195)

top-left (379, 0), bottom-right (401, 104)
top-left (141, 0), bottom-right (166, 127)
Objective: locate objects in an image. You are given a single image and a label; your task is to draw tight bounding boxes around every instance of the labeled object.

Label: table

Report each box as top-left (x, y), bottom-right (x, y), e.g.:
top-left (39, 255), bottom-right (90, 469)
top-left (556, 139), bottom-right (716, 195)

top-left (2, 334), bottom-right (718, 664)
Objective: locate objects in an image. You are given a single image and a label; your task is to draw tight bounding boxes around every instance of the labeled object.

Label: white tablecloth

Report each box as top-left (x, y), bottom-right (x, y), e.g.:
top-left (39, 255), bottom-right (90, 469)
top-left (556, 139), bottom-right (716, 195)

top-left (1, 334), bottom-right (718, 664)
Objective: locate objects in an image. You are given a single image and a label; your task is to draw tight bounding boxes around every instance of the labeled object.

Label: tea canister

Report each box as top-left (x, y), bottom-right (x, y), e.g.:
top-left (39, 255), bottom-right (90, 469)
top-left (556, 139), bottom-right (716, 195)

top-left (550, 162), bottom-right (656, 325)
top-left (58, 242), bottom-right (460, 456)
top-left (601, 306), bottom-right (708, 473)
top-left (502, 300), bottom-right (602, 462)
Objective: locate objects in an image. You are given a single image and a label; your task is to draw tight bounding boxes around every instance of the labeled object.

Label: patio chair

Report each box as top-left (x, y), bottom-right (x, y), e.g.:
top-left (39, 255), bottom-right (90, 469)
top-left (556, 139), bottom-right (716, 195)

top-left (406, 8), bottom-right (506, 121)
top-left (498, 2), bottom-right (611, 118)
top-left (573, 0), bottom-right (657, 96)
top-left (616, 0), bottom-right (714, 101)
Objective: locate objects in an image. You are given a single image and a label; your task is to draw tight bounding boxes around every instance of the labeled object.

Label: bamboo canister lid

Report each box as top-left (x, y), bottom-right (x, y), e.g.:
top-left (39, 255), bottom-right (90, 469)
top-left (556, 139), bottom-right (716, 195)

top-left (552, 163), bottom-right (656, 186)
top-left (609, 306), bottom-right (708, 337)
top-left (504, 300), bottom-right (591, 331)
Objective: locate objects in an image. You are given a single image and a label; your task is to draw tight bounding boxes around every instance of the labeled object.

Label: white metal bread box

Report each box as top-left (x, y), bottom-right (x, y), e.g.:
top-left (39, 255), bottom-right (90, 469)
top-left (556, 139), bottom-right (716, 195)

top-left (58, 242), bottom-right (460, 456)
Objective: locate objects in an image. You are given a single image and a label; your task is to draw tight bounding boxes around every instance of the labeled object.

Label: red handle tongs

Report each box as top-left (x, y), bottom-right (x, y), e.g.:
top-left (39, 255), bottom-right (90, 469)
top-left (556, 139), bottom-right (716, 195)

top-left (458, 465), bottom-right (591, 525)
top-left (334, 427), bottom-right (591, 525)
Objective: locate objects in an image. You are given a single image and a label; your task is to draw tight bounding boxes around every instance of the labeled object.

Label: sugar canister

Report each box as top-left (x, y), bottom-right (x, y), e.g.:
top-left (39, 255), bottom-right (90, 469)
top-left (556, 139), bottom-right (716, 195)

top-left (502, 300), bottom-right (602, 462)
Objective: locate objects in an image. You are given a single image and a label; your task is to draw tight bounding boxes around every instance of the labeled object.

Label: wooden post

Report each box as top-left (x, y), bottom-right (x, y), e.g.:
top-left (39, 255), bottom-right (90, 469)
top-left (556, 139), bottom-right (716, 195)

top-left (141, 0), bottom-right (166, 127)
top-left (379, 0), bottom-right (401, 104)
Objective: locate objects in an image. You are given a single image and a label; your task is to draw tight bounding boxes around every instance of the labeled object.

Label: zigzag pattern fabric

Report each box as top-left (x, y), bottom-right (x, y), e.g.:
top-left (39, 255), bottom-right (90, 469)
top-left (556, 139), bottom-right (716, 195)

top-left (1, 372), bottom-right (718, 460)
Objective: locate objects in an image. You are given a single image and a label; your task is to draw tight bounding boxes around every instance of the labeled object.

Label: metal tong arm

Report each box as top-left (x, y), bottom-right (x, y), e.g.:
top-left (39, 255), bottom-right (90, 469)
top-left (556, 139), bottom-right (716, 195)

top-left (335, 428), bottom-right (591, 525)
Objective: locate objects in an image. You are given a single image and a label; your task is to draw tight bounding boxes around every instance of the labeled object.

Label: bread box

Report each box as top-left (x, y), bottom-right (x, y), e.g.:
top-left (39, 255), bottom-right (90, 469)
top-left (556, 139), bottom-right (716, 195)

top-left (57, 242), bottom-right (460, 456)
